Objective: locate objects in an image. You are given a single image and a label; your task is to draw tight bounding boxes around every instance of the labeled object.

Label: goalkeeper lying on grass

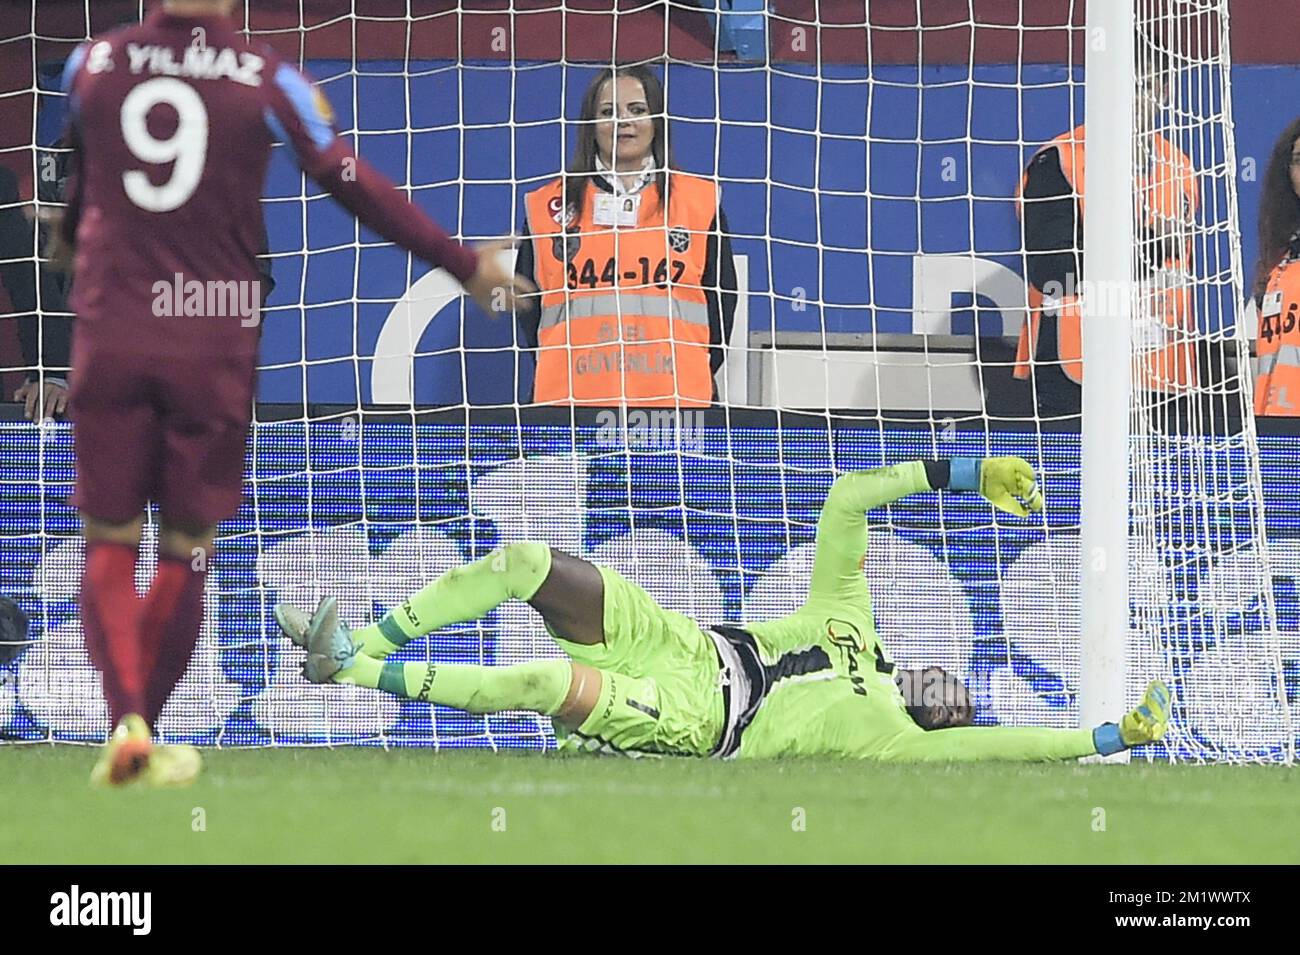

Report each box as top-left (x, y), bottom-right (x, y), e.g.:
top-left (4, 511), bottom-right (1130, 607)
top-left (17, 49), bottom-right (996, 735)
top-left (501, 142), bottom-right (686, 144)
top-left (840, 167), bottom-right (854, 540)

top-left (277, 457), bottom-right (1169, 761)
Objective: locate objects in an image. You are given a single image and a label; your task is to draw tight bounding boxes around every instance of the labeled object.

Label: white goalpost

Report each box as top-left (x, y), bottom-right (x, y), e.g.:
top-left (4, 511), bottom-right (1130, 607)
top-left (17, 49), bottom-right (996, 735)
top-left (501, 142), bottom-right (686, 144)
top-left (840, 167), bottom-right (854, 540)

top-left (1107, 0), bottom-right (1292, 762)
top-left (1079, 0), bottom-right (1134, 759)
top-left (1, 1), bottom-right (1293, 763)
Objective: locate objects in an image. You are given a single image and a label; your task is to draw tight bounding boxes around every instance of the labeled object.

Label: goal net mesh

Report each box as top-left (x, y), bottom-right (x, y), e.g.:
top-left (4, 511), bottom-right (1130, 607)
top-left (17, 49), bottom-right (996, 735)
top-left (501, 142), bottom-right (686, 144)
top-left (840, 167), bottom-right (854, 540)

top-left (1, 0), bottom-right (1292, 762)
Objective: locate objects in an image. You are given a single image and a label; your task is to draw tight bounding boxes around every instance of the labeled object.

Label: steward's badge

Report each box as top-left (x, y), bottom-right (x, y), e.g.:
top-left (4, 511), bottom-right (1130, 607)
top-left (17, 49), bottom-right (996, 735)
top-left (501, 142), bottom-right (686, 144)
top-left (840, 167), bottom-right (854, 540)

top-left (593, 192), bottom-right (640, 227)
top-left (552, 233), bottom-right (580, 262)
top-left (1262, 289), bottom-right (1284, 318)
top-left (547, 195), bottom-right (576, 227)
top-left (668, 225), bottom-right (691, 253)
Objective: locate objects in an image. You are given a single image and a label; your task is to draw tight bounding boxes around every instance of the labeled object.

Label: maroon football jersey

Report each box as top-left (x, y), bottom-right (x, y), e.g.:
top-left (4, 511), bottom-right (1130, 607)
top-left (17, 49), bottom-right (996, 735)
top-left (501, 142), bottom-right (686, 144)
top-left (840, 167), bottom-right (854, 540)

top-left (62, 6), bottom-right (476, 358)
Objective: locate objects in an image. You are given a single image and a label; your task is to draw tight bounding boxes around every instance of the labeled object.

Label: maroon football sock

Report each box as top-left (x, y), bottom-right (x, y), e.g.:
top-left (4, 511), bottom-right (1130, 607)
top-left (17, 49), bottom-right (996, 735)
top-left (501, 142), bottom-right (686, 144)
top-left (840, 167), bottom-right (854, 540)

top-left (141, 554), bottom-right (208, 728)
top-left (80, 540), bottom-right (145, 726)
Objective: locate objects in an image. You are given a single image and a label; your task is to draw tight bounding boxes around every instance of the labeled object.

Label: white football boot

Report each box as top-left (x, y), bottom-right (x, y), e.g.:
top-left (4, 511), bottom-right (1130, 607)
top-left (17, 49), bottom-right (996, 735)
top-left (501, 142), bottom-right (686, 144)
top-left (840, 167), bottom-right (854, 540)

top-left (274, 601), bottom-right (311, 648)
top-left (301, 595), bottom-right (358, 684)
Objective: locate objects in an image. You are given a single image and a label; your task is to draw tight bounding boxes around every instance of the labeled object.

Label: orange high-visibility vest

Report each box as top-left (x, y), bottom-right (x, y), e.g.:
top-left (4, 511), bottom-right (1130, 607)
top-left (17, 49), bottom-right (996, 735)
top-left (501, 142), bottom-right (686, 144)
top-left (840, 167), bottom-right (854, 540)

top-left (523, 174), bottom-right (718, 406)
top-left (1255, 253), bottom-right (1300, 415)
top-left (1015, 125), bottom-right (1200, 392)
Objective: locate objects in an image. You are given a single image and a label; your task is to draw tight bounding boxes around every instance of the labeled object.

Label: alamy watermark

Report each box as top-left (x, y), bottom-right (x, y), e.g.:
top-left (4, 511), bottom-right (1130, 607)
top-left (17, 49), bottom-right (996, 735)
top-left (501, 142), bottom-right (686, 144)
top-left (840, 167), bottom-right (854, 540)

top-left (49, 885), bottom-right (151, 935)
top-left (152, 273), bottom-right (261, 327)
top-left (1039, 274), bottom-right (1179, 320)
top-left (594, 408), bottom-right (706, 451)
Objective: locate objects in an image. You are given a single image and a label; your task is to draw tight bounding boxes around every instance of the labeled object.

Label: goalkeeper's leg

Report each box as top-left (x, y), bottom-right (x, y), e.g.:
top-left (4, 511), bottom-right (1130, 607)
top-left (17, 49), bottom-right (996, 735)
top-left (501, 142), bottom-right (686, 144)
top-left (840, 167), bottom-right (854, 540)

top-left (301, 596), bottom-right (712, 756)
top-left (299, 596), bottom-right (594, 718)
top-left (344, 654), bottom-right (600, 727)
top-left (345, 656), bottom-right (671, 753)
top-left (277, 541), bottom-right (607, 658)
top-left (304, 602), bottom-right (675, 751)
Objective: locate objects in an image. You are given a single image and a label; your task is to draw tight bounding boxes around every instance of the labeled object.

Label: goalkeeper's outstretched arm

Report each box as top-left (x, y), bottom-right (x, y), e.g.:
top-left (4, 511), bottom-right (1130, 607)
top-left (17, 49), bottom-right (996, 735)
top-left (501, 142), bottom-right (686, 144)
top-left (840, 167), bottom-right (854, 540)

top-left (865, 680), bottom-right (1171, 763)
top-left (807, 457), bottom-right (1044, 605)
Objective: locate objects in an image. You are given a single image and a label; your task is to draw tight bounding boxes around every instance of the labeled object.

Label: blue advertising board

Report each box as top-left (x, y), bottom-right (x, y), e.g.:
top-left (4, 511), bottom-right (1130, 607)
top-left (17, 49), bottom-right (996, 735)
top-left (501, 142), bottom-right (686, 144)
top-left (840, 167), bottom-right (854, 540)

top-left (2, 420), bottom-right (1296, 758)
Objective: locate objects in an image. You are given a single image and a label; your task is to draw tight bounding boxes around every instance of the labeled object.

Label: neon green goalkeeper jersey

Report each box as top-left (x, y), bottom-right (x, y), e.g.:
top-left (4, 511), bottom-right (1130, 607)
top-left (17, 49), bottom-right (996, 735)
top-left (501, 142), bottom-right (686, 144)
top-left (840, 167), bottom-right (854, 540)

top-left (725, 461), bottom-right (927, 759)
top-left (726, 461), bottom-right (1091, 762)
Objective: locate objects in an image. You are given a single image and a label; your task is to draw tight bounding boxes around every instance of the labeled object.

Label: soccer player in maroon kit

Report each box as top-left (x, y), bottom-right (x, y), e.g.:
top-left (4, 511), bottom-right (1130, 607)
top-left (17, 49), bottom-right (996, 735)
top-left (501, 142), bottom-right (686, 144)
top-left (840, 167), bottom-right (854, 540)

top-left (54, 0), bottom-right (532, 786)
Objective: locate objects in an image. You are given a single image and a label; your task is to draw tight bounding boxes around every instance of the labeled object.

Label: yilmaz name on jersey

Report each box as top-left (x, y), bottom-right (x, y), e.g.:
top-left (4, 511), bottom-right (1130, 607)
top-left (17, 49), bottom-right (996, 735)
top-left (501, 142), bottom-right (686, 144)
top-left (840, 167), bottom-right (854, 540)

top-left (123, 42), bottom-right (264, 86)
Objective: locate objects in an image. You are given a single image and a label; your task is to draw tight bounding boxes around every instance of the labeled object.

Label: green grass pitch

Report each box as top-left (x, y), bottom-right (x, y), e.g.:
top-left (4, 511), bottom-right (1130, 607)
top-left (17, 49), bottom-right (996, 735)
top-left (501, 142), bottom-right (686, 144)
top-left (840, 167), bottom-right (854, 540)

top-left (2, 745), bottom-right (1296, 864)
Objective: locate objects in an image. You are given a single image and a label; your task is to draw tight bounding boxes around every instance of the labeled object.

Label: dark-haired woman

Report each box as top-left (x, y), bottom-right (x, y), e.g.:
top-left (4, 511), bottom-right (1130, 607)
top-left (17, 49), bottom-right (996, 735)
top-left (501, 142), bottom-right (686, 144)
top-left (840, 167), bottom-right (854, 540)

top-left (1252, 117), bottom-right (1300, 416)
top-left (515, 66), bottom-right (736, 406)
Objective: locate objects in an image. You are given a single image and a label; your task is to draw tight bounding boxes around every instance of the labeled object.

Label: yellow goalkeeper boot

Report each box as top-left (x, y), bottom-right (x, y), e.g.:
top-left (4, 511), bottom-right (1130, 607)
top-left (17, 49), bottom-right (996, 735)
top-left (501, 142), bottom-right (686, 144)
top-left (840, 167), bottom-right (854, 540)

top-left (144, 744), bottom-right (203, 788)
top-left (1119, 680), bottom-right (1172, 747)
top-left (90, 713), bottom-right (153, 787)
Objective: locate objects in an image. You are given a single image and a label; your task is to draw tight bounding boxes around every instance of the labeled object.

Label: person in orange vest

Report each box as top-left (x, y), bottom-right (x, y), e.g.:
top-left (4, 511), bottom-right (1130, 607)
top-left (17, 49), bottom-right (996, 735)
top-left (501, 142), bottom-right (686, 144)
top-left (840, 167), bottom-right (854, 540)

top-left (1251, 116), bottom-right (1300, 416)
top-left (1010, 46), bottom-right (1205, 417)
top-left (515, 65), bottom-right (736, 406)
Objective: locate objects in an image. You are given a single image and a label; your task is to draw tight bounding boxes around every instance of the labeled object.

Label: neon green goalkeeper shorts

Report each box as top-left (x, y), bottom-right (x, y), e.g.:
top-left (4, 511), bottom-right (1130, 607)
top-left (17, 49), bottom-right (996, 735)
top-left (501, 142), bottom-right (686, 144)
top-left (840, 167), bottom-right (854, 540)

top-left (550, 564), bottom-right (725, 757)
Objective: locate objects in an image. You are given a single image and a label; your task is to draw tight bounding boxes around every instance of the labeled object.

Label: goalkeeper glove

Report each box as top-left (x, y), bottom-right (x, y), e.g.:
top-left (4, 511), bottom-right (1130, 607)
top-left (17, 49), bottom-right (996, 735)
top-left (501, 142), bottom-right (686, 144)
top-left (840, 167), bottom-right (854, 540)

top-left (949, 456), bottom-right (1044, 518)
top-left (1093, 680), bottom-right (1172, 755)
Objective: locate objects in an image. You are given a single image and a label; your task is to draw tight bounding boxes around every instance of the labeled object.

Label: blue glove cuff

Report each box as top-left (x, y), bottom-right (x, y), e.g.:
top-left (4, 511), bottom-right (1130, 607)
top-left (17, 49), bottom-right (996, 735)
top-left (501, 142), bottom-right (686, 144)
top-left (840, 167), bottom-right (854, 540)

top-left (1093, 722), bottom-right (1126, 756)
top-left (949, 457), bottom-right (982, 492)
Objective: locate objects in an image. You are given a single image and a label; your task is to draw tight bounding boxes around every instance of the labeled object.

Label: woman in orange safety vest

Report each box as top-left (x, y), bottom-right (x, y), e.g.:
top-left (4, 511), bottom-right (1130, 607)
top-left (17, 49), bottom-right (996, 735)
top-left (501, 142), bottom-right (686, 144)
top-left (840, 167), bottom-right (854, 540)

top-left (1251, 116), bottom-right (1300, 416)
top-left (515, 65), bottom-right (736, 407)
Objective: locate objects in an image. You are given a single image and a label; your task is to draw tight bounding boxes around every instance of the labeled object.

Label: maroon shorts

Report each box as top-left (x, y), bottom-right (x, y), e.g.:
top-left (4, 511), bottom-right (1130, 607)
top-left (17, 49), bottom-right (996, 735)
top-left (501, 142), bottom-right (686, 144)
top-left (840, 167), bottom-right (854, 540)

top-left (69, 336), bottom-right (257, 527)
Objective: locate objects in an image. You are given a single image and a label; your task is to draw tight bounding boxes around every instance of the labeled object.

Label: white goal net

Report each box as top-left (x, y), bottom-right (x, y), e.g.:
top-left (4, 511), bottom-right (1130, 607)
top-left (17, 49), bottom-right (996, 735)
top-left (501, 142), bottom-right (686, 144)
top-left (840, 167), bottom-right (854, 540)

top-left (1, 0), bottom-right (1292, 762)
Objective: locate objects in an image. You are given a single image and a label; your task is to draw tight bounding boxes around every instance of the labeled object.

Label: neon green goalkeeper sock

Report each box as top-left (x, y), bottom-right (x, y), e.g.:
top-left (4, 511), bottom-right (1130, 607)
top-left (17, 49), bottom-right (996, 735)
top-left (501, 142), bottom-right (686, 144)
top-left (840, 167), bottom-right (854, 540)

top-left (338, 654), bottom-right (572, 715)
top-left (351, 541), bottom-right (553, 658)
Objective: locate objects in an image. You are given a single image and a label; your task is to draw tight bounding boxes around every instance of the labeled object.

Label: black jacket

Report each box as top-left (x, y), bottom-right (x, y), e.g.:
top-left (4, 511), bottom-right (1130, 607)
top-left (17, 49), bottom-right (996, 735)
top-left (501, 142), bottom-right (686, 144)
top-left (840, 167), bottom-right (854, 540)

top-left (0, 162), bottom-right (72, 384)
top-left (1014, 143), bottom-right (1235, 425)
